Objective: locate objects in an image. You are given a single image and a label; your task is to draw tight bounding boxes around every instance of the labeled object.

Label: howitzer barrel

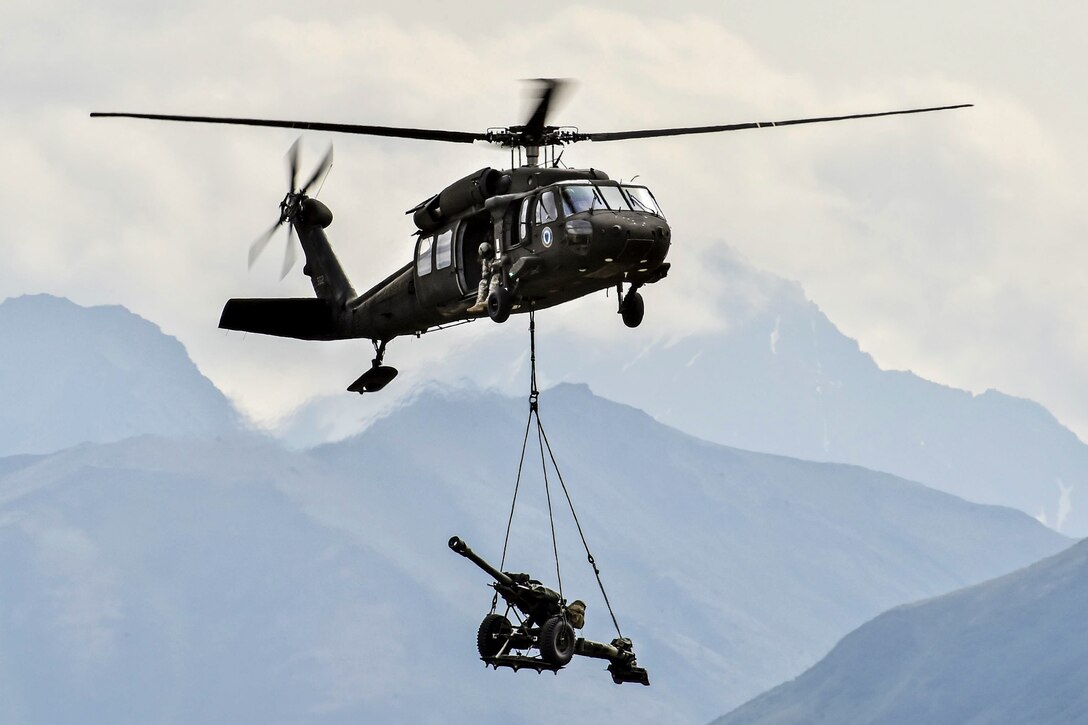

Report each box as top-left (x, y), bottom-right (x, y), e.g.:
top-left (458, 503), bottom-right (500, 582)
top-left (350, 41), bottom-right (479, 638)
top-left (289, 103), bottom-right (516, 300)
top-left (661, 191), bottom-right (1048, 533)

top-left (448, 536), bottom-right (514, 587)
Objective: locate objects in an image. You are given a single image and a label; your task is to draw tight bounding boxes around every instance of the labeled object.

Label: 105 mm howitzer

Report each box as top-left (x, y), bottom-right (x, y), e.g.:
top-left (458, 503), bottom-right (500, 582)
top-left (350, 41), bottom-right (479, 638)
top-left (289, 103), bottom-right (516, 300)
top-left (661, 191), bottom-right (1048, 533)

top-left (449, 536), bottom-right (649, 685)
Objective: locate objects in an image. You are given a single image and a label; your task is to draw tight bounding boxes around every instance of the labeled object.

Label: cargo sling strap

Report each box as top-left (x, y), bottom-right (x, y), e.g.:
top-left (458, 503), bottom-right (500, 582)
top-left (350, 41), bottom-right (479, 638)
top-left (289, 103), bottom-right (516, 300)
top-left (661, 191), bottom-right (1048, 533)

top-left (494, 308), bottom-right (623, 639)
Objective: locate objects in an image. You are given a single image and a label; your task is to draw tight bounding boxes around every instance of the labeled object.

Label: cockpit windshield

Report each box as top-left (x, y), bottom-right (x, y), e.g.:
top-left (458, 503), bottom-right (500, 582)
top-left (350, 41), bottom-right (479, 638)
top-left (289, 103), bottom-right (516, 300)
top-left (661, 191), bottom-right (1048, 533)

top-left (622, 185), bottom-right (664, 217)
top-left (557, 182), bottom-right (665, 218)
top-left (598, 185), bottom-right (631, 211)
top-left (561, 184), bottom-right (607, 215)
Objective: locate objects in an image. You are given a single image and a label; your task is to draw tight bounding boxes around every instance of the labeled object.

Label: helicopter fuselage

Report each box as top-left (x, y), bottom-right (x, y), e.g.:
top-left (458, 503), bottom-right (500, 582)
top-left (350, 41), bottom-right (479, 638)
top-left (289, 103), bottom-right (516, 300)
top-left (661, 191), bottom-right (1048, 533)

top-left (346, 165), bottom-right (671, 339)
top-left (222, 164), bottom-right (672, 348)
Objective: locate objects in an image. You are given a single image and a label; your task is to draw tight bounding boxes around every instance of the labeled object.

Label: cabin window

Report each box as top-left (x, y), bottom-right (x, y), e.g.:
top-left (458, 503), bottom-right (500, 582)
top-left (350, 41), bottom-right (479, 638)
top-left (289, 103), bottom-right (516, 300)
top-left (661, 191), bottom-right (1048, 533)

top-left (519, 198), bottom-right (530, 243)
top-left (535, 190), bottom-right (558, 224)
top-left (435, 229), bottom-right (453, 270)
top-left (417, 236), bottom-right (432, 276)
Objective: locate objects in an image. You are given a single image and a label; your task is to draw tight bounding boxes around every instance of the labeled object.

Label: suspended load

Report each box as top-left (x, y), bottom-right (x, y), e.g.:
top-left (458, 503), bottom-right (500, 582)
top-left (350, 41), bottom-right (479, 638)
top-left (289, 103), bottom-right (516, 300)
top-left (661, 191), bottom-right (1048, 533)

top-left (446, 310), bottom-right (648, 686)
top-left (449, 536), bottom-right (649, 685)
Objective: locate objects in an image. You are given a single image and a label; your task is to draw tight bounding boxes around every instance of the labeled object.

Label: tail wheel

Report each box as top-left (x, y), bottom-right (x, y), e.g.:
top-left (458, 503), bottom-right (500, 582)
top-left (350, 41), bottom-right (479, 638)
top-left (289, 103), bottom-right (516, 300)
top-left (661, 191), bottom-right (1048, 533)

top-left (487, 286), bottom-right (513, 323)
top-left (539, 615), bottom-right (576, 667)
top-left (621, 291), bottom-right (645, 328)
top-left (477, 613), bottom-right (513, 658)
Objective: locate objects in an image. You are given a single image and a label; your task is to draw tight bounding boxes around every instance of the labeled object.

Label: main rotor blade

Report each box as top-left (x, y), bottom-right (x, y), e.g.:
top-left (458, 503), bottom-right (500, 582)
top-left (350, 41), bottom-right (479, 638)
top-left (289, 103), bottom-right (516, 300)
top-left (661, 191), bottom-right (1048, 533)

top-left (300, 143), bottom-right (334, 196)
top-left (580, 104), bottom-right (973, 142)
top-left (249, 220), bottom-right (282, 269)
top-left (90, 112), bottom-right (488, 144)
top-left (523, 78), bottom-right (570, 138)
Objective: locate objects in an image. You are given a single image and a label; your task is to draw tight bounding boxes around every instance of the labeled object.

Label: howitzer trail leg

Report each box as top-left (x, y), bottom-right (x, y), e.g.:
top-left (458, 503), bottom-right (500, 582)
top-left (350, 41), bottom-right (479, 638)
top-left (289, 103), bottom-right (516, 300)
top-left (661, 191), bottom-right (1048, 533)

top-left (574, 638), bottom-right (650, 686)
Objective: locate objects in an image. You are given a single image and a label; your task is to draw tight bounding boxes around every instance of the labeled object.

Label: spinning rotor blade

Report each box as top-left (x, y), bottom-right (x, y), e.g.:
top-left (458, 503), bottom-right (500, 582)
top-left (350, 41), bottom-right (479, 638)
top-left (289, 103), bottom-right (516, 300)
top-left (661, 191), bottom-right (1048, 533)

top-left (300, 143), bottom-right (334, 196)
top-left (249, 220), bottom-right (282, 269)
top-left (286, 137), bottom-right (301, 191)
top-left (522, 78), bottom-right (571, 138)
top-left (280, 224), bottom-right (298, 280)
top-left (249, 141), bottom-right (331, 277)
top-left (580, 104), bottom-right (973, 142)
top-left (90, 111), bottom-right (488, 144)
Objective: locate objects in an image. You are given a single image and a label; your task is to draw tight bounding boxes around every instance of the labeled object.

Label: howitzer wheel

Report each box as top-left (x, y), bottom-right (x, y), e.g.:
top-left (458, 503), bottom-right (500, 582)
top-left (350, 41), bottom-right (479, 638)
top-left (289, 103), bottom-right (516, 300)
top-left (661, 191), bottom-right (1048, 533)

top-left (477, 614), bottom-right (513, 659)
top-left (539, 616), bottom-right (575, 667)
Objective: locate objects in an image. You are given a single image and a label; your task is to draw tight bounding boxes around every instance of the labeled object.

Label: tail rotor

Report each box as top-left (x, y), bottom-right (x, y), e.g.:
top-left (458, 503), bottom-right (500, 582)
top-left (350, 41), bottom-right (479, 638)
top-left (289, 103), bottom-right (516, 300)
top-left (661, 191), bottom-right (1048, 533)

top-left (248, 139), bottom-right (334, 279)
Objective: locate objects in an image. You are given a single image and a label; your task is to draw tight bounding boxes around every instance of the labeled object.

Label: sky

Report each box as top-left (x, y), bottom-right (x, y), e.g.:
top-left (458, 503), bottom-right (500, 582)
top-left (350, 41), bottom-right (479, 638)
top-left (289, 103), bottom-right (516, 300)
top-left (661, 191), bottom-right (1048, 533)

top-left (4, 1), bottom-right (1087, 440)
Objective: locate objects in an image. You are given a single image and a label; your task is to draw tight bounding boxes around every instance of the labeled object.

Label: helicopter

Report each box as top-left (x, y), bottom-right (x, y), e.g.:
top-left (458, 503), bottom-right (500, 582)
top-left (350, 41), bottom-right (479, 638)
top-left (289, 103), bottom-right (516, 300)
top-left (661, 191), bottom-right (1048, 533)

top-left (91, 80), bottom-right (970, 394)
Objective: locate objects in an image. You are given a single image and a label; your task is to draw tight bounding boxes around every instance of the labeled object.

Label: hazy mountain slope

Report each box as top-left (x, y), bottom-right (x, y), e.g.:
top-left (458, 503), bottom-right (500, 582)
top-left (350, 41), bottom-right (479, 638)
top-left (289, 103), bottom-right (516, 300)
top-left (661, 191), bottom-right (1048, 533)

top-left (0, 383), bottom-right (1070, 723)
top-left (587, 287), bottom-right (1088, 535)
top-left (713, 538), bottom-right (1088, 725)
top-left (0, 294), bottom-right (241, 456)
top-left (0, 437), bottom-right (468, 724)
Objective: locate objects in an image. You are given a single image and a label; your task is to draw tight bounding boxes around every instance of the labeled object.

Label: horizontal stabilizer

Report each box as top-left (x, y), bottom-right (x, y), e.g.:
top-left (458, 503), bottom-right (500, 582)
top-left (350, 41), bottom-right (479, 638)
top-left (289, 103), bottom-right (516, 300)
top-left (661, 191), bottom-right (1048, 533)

top-left (219, 298), bottom-right (341, 340)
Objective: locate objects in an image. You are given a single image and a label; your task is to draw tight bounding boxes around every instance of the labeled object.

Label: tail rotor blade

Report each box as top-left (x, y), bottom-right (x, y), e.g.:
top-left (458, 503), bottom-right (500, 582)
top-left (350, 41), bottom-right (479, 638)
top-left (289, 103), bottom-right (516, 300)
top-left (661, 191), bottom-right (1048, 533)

top-left (249, 220), bottom-right (282, 268)
top-left (286, 137), bottom-right (301, 192)
top-left (300, 143), bottom-right (334, 196)
top-left (280, 223), bottom-right (299, 280)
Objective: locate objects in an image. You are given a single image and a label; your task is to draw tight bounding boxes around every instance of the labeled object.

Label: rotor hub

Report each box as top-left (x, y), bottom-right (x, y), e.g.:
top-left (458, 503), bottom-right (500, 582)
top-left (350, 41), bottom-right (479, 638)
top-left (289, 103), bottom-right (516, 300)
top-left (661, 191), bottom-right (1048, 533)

top-left (279, 191), bottom-right (302, 224)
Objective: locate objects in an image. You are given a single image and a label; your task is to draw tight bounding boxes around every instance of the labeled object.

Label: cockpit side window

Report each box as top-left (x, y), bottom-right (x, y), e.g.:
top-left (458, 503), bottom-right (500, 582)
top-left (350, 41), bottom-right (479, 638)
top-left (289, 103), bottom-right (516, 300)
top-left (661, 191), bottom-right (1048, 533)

top-left (535, 190), bottom-right (558, 224)
top-left (519, 198), bottom-right (530, 243)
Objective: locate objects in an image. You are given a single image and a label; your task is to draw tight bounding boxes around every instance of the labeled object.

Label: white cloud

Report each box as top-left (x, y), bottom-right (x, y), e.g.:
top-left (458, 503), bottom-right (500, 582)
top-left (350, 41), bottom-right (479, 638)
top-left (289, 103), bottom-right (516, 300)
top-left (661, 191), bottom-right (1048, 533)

top-left (4, 1), bottom-right (1088, 440)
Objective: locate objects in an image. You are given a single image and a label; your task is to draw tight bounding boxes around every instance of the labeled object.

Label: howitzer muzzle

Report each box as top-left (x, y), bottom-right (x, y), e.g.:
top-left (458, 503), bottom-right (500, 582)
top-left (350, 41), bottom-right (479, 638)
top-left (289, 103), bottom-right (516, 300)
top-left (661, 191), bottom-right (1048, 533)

top-left (448, 535), bottom-right (514, 587)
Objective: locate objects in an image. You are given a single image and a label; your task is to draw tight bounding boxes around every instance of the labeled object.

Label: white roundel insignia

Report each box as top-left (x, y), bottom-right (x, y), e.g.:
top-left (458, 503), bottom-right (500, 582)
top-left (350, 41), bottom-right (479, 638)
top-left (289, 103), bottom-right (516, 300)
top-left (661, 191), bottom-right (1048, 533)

top-left (542, 227), bottom-right (553, 247)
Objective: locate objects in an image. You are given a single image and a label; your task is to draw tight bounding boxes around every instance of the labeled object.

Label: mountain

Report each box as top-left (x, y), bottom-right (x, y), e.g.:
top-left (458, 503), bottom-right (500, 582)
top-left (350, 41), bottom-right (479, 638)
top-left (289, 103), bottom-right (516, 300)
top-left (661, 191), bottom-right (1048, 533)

top-left (0, 383), bottom-right (1070, 723)
top-left (0, 294), bottom-right (241, 456)
top-left (0, 436), bottom-right (462, 724)
top-left (713, 537), bottom-right (1088, 725)
top-left (283, 247), bottom-right (1088, 534)
top-left (582, 268), bottom-right (1088, 535)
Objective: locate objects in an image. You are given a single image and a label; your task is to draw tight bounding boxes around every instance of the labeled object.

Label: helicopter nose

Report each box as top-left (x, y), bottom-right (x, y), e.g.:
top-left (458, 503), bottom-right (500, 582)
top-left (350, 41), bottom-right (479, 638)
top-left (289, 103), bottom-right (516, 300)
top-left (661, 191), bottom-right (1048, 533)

top-left (589, 215), bottom-right (670, 265)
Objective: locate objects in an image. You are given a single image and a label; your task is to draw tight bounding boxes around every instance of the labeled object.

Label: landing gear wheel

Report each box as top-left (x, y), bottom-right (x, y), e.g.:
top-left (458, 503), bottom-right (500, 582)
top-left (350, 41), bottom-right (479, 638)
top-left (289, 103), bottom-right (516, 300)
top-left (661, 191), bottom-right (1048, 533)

top-left (346, 339), bottom-right (399, 394)
top-left (348, 365), bottom-right (398, 393)
top-left (620, 291), bottom-right (645, 328)
top-left (487, 286), bottom-right (513, 323)
top-left (539, 615), bottom-right (576, 667)
top-left (477, 613), bottom-right (513, 658)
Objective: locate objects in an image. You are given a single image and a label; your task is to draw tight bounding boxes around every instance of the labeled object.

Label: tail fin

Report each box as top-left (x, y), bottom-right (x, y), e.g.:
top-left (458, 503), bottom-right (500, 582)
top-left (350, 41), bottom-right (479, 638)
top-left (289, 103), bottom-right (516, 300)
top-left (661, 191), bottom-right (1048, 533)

top-left (219, 298), bottom-right (343, 340)
top-left (296, 198), bottom-right (356, 307)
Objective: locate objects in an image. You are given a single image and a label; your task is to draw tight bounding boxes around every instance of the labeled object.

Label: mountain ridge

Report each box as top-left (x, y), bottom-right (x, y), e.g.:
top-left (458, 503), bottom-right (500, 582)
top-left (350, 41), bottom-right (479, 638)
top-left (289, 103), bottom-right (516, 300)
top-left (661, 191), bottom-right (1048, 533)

top-left (0, 378), bottom-right (1071, 723)
top-left (713, 538), bottom-right (1088, 725)
top-left (0, 293), bottom-right (242, 457)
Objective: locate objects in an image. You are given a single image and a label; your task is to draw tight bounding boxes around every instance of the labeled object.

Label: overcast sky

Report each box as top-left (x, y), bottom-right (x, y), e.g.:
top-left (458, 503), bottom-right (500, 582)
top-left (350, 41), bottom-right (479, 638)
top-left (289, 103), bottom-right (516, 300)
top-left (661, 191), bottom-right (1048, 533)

top-left (4, 1), bottom-right (1087, 439)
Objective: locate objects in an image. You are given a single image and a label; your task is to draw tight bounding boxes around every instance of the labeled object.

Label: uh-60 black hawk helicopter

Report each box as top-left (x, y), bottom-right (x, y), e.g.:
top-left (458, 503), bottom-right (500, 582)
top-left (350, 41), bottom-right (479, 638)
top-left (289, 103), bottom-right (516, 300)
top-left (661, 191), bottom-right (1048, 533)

top-left (92, 81), bottom-right (970, 394)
